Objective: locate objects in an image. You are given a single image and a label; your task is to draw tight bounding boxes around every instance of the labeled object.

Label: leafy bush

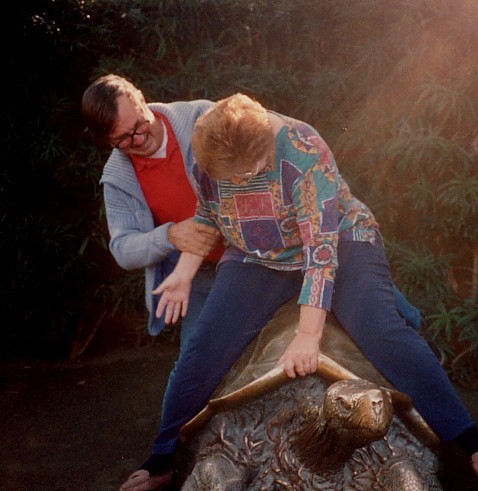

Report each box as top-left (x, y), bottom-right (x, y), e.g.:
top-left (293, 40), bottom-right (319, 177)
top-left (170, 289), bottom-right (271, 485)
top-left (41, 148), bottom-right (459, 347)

top-left (3, 1), bottom-right (477, 383)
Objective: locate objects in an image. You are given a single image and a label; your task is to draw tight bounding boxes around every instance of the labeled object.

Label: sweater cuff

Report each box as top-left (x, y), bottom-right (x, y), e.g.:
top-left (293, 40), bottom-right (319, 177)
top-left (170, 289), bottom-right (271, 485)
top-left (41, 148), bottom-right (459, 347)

top-left (154, 222), bottom-right (176, 253)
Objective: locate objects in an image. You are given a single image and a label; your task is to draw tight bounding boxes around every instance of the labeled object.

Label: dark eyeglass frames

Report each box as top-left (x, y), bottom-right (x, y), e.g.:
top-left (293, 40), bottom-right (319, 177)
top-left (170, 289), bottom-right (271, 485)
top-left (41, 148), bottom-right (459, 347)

top-left (111, 119), bottom-right (151, 149)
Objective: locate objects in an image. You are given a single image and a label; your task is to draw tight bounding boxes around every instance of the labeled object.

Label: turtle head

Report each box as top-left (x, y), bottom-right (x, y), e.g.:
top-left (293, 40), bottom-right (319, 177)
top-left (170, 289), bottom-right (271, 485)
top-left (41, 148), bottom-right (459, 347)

top-left (323, 379), bottom-right (394, 441)
top-left (291, 379), bottom-right (394, 473)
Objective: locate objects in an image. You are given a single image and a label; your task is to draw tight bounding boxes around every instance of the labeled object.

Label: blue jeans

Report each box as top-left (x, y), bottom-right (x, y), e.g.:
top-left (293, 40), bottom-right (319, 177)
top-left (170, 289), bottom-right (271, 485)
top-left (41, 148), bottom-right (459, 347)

top-left (161, 267), bottom-right (216, 418)
top-left (178, 267), bottom-right (217, 356)
top-left (153, 261), bottom-right (303, 454)
top-left (152, 241), bottom-right (475, 454)
top-left (331, 239), bottom-right (475, 442)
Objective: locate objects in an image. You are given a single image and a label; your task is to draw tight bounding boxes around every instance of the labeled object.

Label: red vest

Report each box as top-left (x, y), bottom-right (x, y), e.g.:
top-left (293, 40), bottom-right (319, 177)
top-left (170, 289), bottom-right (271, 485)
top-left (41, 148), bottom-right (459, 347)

top-left (131, 113), bottom-right (223, 263)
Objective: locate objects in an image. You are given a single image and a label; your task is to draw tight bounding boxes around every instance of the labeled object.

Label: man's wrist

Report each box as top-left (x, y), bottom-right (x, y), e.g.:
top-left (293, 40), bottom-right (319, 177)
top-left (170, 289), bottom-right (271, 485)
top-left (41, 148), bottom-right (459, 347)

top-left (154, 222), bottom-right (176, 252)
top-left (166, 222), bottom-right (176, 246)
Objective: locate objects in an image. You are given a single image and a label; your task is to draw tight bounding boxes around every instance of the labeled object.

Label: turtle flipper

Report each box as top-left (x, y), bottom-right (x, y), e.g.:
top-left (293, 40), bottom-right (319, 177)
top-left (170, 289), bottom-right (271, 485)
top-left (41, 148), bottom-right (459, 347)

top-left (181, 453), bottom-right (249, 491)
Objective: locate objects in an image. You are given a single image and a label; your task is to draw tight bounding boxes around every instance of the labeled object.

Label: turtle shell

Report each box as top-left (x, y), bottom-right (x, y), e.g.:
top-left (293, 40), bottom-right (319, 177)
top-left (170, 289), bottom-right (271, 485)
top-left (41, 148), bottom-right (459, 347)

top-left (177, 297), bottom-right (443, 490)
top-left (212, 296), bottom-right (393, 398)
top-left (182, 296), bottom-right (439, 449)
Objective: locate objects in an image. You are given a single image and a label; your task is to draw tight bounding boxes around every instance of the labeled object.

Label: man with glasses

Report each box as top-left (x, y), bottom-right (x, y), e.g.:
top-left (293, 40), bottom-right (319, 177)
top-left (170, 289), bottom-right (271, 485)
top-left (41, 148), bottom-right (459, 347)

top-left (82, 74), bottom-right (223, 488)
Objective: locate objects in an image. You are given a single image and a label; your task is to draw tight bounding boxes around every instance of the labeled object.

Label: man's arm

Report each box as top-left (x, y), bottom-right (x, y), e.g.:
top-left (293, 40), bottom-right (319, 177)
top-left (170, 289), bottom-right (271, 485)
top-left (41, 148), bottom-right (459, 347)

top-left (105, 184), bottom-right (218, 270)
top-left (168, 218), bottom-right (220, 256)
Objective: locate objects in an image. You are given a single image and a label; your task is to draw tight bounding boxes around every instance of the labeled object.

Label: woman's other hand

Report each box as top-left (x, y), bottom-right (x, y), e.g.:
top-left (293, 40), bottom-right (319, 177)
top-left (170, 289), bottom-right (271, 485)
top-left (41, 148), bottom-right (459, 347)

top-left (153, 271), bottom-right (192, 324)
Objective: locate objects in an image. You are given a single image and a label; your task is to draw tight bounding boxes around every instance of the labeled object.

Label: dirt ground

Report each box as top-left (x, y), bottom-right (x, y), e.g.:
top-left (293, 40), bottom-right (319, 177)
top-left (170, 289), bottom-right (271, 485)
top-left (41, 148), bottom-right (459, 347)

top-left (2, 323), bottom-right (478, 491)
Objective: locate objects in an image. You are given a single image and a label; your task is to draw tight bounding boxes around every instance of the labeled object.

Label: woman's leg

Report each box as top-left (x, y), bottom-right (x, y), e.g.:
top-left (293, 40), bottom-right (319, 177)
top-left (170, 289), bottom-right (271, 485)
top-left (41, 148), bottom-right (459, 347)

top-left (159, 268), bottom-right (216, 429)
top-left (178, 267), bottom-right (216, 356)
top-left (152, 261), bottom-right (303, 455)
top-left (331, 239), bottom-right (475, 442)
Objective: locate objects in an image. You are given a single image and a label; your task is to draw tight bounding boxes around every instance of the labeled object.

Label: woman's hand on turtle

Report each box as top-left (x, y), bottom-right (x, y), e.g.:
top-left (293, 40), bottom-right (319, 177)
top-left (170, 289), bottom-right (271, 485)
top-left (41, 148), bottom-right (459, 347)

top-left (153, 271), bottom-right (192, 324)
top-left (278, 332), bottom-right (320, 379)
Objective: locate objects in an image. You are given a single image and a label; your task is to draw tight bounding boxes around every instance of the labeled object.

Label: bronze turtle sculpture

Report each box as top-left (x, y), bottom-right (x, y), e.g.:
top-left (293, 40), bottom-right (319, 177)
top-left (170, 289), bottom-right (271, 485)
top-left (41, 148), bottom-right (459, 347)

top-left (174, 297), bottom-right (443, 490)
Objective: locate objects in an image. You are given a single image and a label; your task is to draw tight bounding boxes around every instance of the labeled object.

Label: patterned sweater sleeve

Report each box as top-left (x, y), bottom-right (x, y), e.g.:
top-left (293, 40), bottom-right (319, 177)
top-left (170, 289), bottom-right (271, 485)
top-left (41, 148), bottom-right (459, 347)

top-left (290, 127), bottom-right (340, 311)
top-left (190, 165), bottom-right (219, 230)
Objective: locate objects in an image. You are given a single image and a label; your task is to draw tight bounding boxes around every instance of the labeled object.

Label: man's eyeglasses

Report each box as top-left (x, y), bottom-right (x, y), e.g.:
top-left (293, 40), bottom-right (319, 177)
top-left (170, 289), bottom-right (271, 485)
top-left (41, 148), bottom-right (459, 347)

top-left (111, 119), bottom-right (151, 149)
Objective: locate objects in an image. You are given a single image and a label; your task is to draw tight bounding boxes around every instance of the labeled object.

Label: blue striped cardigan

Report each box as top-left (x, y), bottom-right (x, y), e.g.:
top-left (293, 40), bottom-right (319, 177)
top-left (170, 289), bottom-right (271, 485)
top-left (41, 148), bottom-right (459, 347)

top-left (100, 99), bottom-right (214, 335)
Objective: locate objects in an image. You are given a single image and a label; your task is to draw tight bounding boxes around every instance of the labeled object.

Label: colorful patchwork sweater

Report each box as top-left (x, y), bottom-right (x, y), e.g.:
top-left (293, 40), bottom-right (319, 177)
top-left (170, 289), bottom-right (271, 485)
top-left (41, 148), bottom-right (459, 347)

top-left (192, 114), bottom-right (379, 311)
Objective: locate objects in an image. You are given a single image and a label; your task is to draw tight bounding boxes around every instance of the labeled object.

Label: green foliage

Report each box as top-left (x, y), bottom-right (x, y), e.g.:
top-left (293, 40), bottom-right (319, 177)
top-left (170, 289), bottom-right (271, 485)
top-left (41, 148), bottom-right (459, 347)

top-left (386, 240), bottom-right (453, 314)
top-left (329, 0), bottom-right (478, 382)
top-left (426, 301), bottom-right (478, 388)
top-left (3, 0), bottom-right (478, 381)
